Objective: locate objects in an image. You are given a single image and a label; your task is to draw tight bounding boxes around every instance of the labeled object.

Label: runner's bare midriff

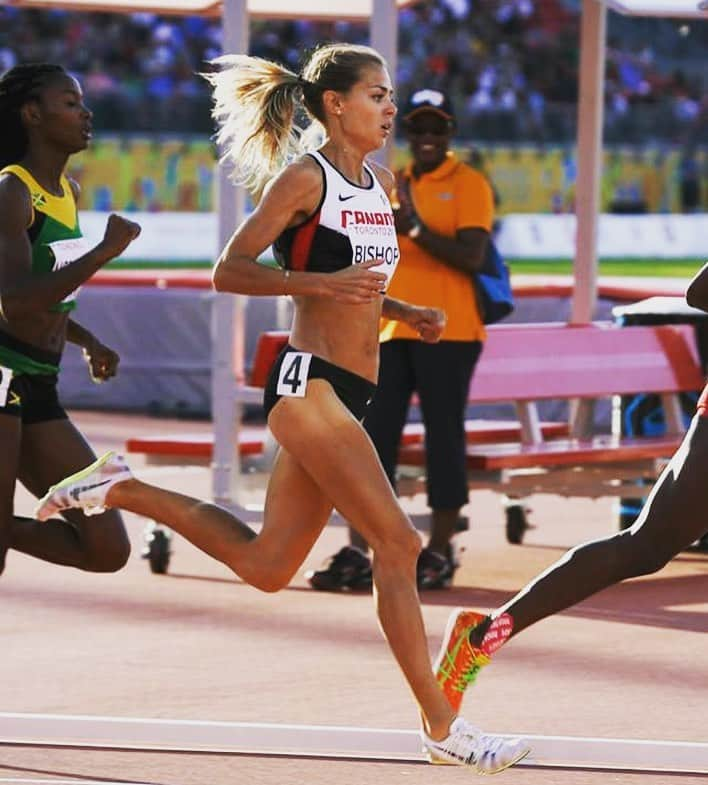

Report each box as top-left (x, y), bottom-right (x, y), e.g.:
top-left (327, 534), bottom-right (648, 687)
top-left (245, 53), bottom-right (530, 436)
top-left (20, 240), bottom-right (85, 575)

top-left (289, 294), bottom-right (382, 383)
top-left (0, 312), bottom-right (69, 356)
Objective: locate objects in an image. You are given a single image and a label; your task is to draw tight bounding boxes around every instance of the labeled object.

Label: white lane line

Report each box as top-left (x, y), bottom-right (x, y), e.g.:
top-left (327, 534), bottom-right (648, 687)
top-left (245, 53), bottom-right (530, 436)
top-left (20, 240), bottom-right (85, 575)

top-left (0, 780), bottom-right (152, 785)
top-left (0, 712), bottom-right (706, 774)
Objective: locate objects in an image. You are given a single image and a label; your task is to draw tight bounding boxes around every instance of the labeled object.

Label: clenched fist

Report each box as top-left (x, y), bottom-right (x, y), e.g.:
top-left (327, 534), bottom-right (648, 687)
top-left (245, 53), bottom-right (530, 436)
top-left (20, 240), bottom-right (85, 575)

top-left (98, 214), bottom-right (141, 260)
top-left (408, 305), bottom-right (446, 343)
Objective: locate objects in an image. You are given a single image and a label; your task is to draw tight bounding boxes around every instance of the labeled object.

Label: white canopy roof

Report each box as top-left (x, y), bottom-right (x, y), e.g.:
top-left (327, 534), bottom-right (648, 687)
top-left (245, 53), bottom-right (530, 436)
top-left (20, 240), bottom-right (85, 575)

top-left (8, 0), bottom-right (416, 20)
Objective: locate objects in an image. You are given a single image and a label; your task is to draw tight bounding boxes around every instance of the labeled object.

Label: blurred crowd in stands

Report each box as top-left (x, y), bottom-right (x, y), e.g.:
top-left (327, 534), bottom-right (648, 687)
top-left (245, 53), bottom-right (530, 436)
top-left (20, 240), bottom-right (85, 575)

top-left (1, 0), bottom-right (705, 145)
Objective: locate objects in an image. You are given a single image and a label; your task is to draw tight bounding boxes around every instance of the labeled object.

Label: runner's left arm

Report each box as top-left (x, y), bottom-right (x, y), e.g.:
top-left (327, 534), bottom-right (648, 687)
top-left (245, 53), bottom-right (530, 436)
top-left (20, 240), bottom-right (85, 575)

top-left (67, 318), bottom-right (119, 382)
top-left (382, 296), bottom-right (446, 343)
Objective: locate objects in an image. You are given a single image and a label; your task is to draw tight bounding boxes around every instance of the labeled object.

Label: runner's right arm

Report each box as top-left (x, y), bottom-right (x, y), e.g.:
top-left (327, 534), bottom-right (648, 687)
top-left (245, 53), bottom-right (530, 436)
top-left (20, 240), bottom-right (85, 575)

top-left (0, 174), bottom-right (139, 319)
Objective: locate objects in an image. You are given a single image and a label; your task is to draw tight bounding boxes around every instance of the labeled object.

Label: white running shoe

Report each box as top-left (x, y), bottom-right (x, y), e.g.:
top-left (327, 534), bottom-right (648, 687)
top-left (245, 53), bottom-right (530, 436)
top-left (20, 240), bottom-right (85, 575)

top-left (34, 451), bottom-right (132, 522)
top-left (422, 717), bottom-right (530, 774)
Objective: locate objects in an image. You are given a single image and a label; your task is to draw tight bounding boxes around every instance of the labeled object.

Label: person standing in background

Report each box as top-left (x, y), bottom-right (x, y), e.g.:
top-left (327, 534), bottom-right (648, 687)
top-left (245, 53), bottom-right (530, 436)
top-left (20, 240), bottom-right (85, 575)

top-left (308, 88), bottom-right (495, 592)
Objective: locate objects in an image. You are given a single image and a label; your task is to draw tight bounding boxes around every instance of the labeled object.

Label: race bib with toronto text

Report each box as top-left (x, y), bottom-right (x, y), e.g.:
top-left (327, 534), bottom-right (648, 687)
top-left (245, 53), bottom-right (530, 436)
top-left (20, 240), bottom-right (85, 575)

top-left (47, 236), bottom-right (92, 303)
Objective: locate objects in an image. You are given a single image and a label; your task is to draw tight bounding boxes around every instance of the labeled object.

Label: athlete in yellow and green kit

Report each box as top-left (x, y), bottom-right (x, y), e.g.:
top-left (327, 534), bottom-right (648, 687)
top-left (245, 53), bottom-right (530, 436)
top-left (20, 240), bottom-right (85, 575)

top-left (0, 63), bottom-right (140, 575)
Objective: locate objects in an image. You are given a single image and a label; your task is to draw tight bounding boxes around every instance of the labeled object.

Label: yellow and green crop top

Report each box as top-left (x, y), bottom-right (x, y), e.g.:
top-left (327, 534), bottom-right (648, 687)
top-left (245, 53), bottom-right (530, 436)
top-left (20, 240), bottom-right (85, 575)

top-left (0, 164), bottom-right (89, 314)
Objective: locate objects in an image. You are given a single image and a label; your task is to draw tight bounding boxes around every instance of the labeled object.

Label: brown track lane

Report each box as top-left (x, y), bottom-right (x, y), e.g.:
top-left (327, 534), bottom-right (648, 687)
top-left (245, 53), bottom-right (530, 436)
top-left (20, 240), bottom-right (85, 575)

top-left (3, 410), bottom-right (707, 784)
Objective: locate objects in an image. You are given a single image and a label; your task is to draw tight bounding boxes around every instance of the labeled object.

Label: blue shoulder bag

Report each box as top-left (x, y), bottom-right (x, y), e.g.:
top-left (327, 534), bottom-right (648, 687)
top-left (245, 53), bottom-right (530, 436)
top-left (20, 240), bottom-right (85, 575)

top-left (475, 240), bottom-right (514, 324)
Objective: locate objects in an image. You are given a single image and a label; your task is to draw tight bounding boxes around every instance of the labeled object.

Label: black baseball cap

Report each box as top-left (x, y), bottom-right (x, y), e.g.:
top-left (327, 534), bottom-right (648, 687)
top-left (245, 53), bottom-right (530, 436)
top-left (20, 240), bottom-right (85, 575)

top-left (401, 89), bottom-right (456, 122)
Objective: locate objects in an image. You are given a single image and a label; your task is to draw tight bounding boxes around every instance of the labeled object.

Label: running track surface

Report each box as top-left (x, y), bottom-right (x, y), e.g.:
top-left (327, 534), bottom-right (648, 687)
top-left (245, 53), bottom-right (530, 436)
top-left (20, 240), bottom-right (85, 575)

top-left (4, 410), bottom-right (707, 785)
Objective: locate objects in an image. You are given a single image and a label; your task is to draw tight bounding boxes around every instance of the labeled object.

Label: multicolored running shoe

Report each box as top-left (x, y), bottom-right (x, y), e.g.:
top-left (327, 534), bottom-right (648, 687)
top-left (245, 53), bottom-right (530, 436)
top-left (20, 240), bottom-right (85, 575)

top-left (433, 608), bottom-right (513, 713)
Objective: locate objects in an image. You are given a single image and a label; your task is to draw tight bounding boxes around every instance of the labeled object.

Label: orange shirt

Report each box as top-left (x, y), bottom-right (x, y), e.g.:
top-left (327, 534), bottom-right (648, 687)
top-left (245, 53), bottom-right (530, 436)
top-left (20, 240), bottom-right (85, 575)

top-left (380, 152), bottom-right (494, 343)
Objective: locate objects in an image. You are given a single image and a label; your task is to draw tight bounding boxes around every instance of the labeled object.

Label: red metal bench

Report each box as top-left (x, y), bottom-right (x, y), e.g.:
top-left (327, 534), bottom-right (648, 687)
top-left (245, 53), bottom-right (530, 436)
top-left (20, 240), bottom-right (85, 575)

top-left (396, 323), bottom-right (704, 534)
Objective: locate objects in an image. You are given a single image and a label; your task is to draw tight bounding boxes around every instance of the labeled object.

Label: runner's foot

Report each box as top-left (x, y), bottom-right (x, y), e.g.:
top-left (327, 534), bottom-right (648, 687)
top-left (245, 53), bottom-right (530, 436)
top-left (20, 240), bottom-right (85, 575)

top-left (422, 716), bottom-right (530, 773)
top-left (34, 451), bottom-right (132, 521)
top-left (434, 608), bottom-right (513, 712)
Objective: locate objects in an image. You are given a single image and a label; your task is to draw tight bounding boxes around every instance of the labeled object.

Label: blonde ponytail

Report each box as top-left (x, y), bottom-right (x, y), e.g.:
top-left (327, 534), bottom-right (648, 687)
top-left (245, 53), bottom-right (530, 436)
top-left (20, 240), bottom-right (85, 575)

top-left (203, 44), bottom-right (386, 200)
top-left (203, 55), bottom-right (309, 200)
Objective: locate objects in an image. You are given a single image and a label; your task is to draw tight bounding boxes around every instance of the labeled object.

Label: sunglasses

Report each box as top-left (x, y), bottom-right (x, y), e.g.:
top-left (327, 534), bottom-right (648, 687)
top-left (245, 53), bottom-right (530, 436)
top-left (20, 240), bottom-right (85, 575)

top-left (405, 116), bottom-right (452, 136)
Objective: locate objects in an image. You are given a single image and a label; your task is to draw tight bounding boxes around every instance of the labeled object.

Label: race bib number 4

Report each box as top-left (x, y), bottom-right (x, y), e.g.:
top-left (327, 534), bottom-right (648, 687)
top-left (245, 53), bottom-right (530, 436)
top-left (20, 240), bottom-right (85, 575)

top-left (276, 351), bottom-right (312, 398)
top-left (0, 365), bottom-right (14, 407)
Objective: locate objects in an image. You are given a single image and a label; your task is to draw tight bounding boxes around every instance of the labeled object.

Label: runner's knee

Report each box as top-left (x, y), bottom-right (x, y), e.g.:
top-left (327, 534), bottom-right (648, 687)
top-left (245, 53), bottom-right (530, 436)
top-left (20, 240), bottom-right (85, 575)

top-left (223, 538), bottom-right (298, 593)
top-left (625, 533), bottom-right (674, 577)
top-left (563, 531), bottom-right (634, 584)
top-left (249, 570), bottom-right (292, 593)
top-left (83, 538), bottom-right (131, 572)
top-left (242, 557), bottom-right (296, 593)
top-left (80, 514), bottom-right (131, 572)
top-left (616, 522), bottom-right (674, 579)
top-left (371, 525), bottom-right (422, 573)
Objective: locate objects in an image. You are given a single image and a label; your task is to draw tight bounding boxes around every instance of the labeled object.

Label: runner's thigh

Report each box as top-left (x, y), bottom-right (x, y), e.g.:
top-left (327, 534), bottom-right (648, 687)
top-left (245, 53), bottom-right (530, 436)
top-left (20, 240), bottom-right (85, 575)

top-left (631, 414), bottom-right (708, 551)
top-left (0, 414), bottom-right (22, 536)
top-left (18, 417), bottom-right (128, 536)
top-left (268, 380), bottom-right (414, 552)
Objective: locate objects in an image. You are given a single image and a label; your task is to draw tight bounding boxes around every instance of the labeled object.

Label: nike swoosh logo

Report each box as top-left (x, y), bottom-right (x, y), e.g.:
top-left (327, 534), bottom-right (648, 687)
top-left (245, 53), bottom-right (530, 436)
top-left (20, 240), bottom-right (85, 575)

top-left (70, 478), bottom-right (112, 501)
top-left (338, 194), bottom-right (356, 202)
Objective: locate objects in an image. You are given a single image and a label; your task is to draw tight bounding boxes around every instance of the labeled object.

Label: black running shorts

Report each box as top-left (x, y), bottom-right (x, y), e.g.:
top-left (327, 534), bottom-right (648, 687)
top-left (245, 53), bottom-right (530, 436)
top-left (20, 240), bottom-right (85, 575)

top-left (0, 370), bottom-right (68, 425)
top-left (263, 344), bottom-right (376, 422)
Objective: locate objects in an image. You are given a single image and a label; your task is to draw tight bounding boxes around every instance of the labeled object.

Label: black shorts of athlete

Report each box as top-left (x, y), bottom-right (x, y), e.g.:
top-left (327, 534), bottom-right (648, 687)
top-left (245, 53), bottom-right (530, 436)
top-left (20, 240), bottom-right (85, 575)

top-left (263, 344), bottom-right (377, 422)
top-left (0, 370), bottom-right (68, 425)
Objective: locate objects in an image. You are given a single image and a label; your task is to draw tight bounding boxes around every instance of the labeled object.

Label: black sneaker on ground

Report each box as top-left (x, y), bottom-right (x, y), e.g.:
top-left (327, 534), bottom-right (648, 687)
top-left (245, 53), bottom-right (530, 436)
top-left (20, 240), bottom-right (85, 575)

top-left (305, 545), bottom-right (373, 591)
top-left (417, 544), bottom-right (458, 590)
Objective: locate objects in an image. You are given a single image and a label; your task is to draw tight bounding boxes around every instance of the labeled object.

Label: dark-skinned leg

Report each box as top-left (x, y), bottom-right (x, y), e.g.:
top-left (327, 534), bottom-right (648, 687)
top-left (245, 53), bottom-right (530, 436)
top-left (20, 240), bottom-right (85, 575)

top-left (14, 417), bottom-right (130, 572)
top-left (416, 341), bottom-right (480, 569)
top-left (435, 414), bottom-right (708, 715)
top-left (0, 413), bottom-right (23, 574)
top-left (428, 508), bottom-right (462, 555)
top-left (349, 526), bottom-right (369, 552)
top-left (492, 414), bottom-right (708, 640)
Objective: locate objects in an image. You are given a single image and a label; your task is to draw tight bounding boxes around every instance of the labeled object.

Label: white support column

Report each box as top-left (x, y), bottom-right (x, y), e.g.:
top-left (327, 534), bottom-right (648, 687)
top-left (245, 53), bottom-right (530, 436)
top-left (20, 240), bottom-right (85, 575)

top-left (571, 0), bottom-right (607, 325)
top-left (371, 0), bottom-right (398, 167)
top-left (211, 0), bottom-right (249, 508)
top-left (515, 401), bottom-right (543, 445)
